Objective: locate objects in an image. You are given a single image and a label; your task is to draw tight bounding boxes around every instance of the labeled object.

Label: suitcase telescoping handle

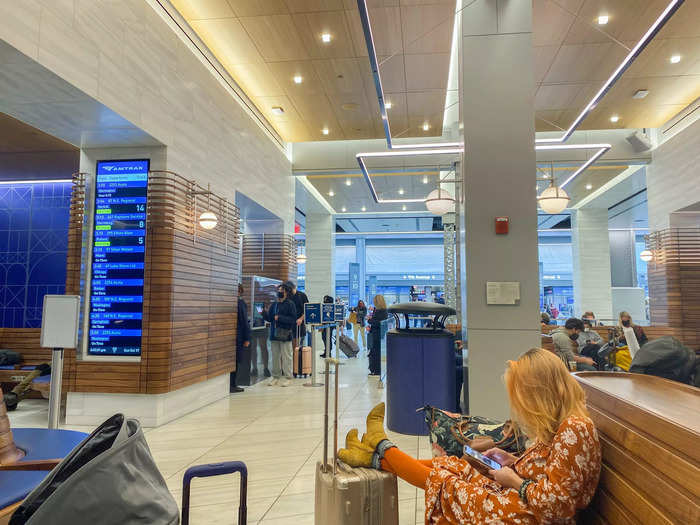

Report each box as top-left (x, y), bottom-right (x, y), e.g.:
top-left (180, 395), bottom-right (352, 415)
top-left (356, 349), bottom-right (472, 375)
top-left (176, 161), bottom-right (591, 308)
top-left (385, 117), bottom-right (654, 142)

top-left (322, 357), bottom-right (340, 474)
top-left (182, 461), bottom-right (248, 525)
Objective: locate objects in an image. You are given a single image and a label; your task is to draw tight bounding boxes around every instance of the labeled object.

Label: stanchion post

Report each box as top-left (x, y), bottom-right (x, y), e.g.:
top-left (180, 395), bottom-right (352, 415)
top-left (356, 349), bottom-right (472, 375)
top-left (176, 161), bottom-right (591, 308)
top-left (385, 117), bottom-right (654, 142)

top-left (303, 325), bottom-right (323, 387)
top-left (48, 348), bottom-right (64, 429)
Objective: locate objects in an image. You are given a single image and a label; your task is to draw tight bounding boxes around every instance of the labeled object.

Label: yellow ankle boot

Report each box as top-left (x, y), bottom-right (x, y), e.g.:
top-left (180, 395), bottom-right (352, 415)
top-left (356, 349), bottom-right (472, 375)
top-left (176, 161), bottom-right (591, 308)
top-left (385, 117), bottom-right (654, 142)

top-left (363, 402), bottom-right (388, 449)
top-left (338, 428), bottom-right (374, 468)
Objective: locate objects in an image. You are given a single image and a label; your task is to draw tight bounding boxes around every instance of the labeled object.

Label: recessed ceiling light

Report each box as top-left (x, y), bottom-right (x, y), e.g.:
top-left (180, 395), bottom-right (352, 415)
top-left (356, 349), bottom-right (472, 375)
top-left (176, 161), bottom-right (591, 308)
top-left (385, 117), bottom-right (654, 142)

top-left (670, 54), bottom-right (681, 64)
top-left (321, 33), bottom-right (331, 43)
top-left (328, 190), bottom-right (334, 196)
top-left (610, 115), bottom-right (619, 123)
top-left (271, 106), bottom-right (284, 115)
top-left (293, 75), bottom-right (303, 84)
top-left (402, 205), bottom-right (407, 211)
top-left (422, 176), bottom-right (428, 184)
top-left (597, 14), bottom-right (609, 25)
top-left (341, 207), bottom-right (346, 212)
top-left (586, 183), bottom-right (593, 190)
top-left (632, 89), bottom-right (649, 99)
top-left (361, 206), bottom-right (366, 212)
top-left (458, 122), bottom-right (464, 130)
top-left (422, 123), bottom-right (430, 131)
top-left (385, 101), bottom-right (392, 109)
top-left (398, 188), bottom-right (404, 195)
top-left (322, 127), bottom-right (329, 135)
top-left (345, 179), bottom-right (351, 186)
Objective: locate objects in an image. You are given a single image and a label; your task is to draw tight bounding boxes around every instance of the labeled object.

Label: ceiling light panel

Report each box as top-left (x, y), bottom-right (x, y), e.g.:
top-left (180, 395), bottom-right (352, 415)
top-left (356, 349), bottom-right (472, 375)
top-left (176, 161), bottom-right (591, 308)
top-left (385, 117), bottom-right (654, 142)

top-left (597, 14), bottom-right (609, 25)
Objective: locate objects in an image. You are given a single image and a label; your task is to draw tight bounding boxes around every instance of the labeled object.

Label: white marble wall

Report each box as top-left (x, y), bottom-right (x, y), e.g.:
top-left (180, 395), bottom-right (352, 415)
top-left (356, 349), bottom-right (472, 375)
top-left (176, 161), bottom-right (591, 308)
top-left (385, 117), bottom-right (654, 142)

top-left (0, 0), bottom-right (293, 230)
top-left (572, 208), bottom-right (613, 321)
top-left (305, 213), bottom-right (335, 305)
top-left (648, 118), bottom-right (700, 232)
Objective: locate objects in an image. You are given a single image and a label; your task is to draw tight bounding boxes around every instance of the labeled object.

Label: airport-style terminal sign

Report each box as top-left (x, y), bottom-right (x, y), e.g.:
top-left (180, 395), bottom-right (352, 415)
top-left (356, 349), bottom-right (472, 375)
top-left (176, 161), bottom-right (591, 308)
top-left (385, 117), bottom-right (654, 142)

top-left (87, 159), bottom-right (149, 356)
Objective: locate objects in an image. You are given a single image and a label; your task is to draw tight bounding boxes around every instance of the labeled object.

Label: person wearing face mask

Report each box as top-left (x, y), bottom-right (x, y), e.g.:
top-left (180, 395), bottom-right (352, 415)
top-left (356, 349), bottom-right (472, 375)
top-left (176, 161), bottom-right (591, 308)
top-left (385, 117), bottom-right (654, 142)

top-left (263, 283), bottom-right (297, 386)
top-left (550, 318), bottom-right (596, 371)
top-left (618, 311), bottom-right (647, 358)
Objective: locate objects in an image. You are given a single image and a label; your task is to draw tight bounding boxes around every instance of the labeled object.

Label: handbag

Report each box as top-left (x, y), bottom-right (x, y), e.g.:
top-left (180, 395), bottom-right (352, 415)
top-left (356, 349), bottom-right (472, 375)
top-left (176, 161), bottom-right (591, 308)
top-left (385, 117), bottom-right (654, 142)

top-left (272, 327), bottom-right (292, 342)
top-left (421, 405), bottom-right (528, 458)
top-left (348, 311), bottom-right (357, 324)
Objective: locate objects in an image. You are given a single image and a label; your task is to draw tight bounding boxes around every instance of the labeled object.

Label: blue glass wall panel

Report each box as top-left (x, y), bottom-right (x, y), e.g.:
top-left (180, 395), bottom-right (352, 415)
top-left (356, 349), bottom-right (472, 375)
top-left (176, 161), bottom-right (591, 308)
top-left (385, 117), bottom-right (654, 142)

top-left (0, 182), bottom-right (72, 327)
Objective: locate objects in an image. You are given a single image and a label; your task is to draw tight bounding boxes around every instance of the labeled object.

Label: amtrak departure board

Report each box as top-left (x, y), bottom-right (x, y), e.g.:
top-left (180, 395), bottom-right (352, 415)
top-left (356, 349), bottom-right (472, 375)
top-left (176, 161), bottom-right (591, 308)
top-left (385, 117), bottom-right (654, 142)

top-left (87, 159), bottom-right (150, 356)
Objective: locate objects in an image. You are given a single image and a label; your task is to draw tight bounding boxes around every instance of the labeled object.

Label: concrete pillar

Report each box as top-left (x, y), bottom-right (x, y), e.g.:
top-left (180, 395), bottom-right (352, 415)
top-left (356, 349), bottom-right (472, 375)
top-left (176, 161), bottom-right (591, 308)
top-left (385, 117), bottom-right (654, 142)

top-left (609, 229), bottom-right (637, 288)
top-left (462, 0), bottom-right (539, 419)
top-left (305, 212), bottom-right (335, 304)
top-left (572, 209), bottom-right (613, 321)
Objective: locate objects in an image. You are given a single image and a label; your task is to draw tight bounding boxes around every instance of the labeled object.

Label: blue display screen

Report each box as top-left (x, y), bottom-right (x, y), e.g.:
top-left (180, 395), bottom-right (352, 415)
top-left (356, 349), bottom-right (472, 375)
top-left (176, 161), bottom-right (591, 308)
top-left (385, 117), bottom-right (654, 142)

top-left (88, 160), bottom-right (149, 356)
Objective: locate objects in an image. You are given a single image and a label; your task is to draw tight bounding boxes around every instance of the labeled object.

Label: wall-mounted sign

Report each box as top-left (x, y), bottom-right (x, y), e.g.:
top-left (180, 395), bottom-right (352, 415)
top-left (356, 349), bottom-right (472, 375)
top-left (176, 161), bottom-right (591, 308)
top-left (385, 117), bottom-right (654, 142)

top-left (321, 304), bottom-right (335, 323)
top-left (88, 159), bottom-right (150, 356)
top-left (348, 262), bottom-right (360, 307)
top-left (304, 303), bottom-right (321, 325)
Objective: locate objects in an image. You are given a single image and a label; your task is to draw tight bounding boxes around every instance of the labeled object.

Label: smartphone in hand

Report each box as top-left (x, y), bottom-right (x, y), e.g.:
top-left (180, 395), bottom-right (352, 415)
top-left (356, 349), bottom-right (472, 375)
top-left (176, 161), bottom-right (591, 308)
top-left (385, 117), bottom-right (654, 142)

top-left (463, 445), bottom-right (502, 470)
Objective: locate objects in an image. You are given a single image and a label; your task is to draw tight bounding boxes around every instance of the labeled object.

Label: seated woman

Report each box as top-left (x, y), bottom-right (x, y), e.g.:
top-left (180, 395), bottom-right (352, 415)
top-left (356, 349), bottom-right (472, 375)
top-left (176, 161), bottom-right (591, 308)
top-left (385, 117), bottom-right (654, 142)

top-left (339, 348), bottom-right (602, 524)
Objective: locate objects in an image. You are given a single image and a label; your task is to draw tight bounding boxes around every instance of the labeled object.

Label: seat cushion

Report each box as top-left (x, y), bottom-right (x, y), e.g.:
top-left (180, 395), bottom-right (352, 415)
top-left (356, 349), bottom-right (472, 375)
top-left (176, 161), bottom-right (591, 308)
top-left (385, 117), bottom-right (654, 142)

top-left (31, 375), bottom-right (50, 384)
top-left (0, 428), bottom-right (87, 508)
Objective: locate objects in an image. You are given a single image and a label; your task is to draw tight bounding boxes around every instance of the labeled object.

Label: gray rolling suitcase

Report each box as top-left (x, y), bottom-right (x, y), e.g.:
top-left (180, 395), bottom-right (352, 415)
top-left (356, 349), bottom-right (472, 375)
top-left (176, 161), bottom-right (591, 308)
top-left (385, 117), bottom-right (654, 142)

top-left (338, 334), bottom-right (360, 358)
top-left (314, 358), bottom-right (399, 525)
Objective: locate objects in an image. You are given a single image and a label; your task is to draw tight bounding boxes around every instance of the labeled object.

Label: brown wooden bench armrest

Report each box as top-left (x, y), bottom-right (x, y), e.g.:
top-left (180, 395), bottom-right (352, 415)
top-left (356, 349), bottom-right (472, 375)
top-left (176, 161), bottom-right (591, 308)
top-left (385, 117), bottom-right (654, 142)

top-left (0, 459), bottom-right (61, 471)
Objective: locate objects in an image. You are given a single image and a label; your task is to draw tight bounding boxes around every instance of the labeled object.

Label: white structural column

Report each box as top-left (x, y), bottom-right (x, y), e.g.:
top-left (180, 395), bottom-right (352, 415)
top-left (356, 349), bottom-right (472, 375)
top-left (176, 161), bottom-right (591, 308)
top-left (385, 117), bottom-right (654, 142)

top-left (462, 1), bottom-right (540, 418)
top-left (572, 209), bottom-right (613, 320)
top-left (305, 212), bottom-right (335, 304)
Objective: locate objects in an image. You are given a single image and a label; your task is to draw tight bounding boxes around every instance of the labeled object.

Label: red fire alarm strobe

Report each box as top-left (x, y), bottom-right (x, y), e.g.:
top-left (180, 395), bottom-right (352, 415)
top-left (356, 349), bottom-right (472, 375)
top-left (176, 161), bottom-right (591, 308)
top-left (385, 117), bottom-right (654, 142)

top-left (495, 216), bottom-right (509, 234)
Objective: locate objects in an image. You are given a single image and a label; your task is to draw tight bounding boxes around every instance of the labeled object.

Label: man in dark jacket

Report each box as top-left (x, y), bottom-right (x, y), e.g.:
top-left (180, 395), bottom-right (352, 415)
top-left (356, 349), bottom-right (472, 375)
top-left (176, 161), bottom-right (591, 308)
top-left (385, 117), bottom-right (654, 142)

top-left (286, 280), bottom-right (308, 349)
top-left (231, 284), bottom-right (251, 393)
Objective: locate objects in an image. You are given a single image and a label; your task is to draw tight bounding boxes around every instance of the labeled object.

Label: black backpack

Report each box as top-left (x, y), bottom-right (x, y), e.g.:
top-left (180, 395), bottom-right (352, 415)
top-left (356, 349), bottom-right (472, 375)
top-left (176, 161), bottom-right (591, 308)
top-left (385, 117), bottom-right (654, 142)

top-left (629, 336), bottom-right (697, 384)
top-left (0, 350), bottom-right (21, 366)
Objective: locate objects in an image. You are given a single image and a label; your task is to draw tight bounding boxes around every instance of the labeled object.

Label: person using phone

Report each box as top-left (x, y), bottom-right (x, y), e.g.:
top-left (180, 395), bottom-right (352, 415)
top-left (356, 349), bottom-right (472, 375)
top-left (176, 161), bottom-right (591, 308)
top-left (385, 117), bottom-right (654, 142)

top-left (338, 348), bottom-right (602, 524)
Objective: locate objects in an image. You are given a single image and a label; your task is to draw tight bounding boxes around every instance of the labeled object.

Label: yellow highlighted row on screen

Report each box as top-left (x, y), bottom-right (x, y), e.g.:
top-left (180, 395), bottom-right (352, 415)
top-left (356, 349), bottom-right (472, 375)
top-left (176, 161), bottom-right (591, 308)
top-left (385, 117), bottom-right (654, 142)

top-left (96, 208), bottom-right (111, 214)
top-left (95, 225), bottom-right (111, 230)
top-left (94, 241), bottom-right (111, 246)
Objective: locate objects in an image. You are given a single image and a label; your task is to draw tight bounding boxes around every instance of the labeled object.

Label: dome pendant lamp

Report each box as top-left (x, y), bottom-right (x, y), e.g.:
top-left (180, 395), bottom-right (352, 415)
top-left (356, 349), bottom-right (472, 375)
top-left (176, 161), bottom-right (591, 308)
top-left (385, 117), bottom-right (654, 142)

top-left (425, 186), bottom-right (455, 215)
top-left (537, 165), bottom-right (569, 214)
top-left (197, 183), bottom-right (218, 229)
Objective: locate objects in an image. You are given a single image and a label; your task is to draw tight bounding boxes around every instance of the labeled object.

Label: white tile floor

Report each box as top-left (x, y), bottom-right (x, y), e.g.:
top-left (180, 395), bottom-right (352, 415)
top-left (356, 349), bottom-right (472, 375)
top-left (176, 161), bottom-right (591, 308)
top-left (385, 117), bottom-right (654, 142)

top-left (8, 352), bottom-right (430, 524)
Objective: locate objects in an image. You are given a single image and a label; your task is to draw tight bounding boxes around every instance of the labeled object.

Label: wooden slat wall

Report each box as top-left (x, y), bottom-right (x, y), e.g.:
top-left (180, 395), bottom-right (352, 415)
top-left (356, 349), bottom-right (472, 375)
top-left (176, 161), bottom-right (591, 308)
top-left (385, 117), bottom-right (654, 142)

top-left (241, 233), bottom-right (297, 283)
top-left (63, 171), bottom-right (241, 395)
top-left (646, 228), bottom-right (700, 350)
top-left (0, 328), bottom-right (46, 364)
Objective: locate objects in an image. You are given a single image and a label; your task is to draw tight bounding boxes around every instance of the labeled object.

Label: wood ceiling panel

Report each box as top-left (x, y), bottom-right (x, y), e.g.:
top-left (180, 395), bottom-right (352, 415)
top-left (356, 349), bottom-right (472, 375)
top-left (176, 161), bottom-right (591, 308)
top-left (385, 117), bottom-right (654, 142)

top-left (326, 91), bottom-right (376, 139)
top-left (0, 112), bottom-right (77, 153)
top-left (170, 0), bottom-right (234, 20)
top-left (563, 1), bottom-right (650, 46)
top-left (535, 83), bottom-right (589, 111)
top-left (266, 60), bottom-right (325, 95)
top-left (534, 45), bottom-right (560, 84)
top-left (228, 62), bottom-right (286, 97)
top-left (313, 57), bottom-right (366, 94)
top-left (383, 91), bottom-right (409, 137)
top-left (543, 42), bottom-right (628, 83)
top-left (190, 18), bottom-right (264, 66)
top-left (344, 8), bottom-right (370, 57)
top-left (406, 90), bottom-right (445, 134)
top-left (239, 15), bottom-right (310, 61)
top-left (287, 92), bottom-right (343, 139)
top-left (227, 0), bottom-right (290, 17)
top-left (377, 54), bottom-right (406, 93)
top-left (623, 36), bottom-right (700, 78)
top-left (532, 0), bottom-right (576, 47)
top-left (401, 4), bottom-right (453, 55)
top-left (253, 94), bottom-right (304, 123)
top-left (293, 10), bottom-right (356, 59)
top-left (285, 0), bottom-right (345, 14)
top-left (367, 7), bottom-right (403, 56)
top-left (655, 0), bottom-right (700, 38)
top-left (404, 53), bottom-right (450, 91)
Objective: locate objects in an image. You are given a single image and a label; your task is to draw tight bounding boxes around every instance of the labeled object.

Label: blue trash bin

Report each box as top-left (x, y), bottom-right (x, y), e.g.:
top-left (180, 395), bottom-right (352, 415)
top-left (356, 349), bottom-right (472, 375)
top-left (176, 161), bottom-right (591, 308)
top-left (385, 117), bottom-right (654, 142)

top-left (386, 303), bottom-right (457, 435)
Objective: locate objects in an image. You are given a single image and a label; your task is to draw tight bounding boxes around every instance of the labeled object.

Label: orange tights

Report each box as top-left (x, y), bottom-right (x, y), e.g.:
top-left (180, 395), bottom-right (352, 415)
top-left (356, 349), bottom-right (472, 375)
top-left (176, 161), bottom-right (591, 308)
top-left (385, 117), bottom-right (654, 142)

top-left (380, 447), bottom-right (433, 489)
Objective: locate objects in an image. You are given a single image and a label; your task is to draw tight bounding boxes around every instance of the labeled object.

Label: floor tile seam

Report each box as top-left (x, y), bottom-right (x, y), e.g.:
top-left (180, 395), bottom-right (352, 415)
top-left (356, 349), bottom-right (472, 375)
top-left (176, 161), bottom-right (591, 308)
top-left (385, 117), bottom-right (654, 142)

top-left (257, 373), bottom-right (370, 522)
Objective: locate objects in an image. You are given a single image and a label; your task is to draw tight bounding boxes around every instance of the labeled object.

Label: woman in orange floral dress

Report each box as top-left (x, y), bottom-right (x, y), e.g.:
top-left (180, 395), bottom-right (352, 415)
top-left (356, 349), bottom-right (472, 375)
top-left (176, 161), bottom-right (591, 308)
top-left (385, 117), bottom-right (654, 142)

top-left (339, 348), bottom-right (602, 524)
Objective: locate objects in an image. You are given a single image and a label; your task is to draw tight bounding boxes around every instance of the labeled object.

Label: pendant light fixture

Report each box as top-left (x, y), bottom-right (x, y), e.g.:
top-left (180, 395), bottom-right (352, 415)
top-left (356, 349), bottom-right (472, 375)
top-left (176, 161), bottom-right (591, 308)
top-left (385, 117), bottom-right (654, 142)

top-left (639, 249), bottom-right (653, 262)
top-left (537, 165), bottom-right (569, 214)
top-left (197, 183), bottom-right (218, 229)
top-left (425, 185), bottom-right (455, 215)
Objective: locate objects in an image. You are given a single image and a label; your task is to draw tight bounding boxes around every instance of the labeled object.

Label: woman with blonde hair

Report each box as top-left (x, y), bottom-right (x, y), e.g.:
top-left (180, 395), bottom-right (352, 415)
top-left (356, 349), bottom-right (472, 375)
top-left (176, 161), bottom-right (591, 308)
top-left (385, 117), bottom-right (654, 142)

top-left (367, 294), bottom-right (387, 376)
top-left (339, 348), bottom-right (602, 524)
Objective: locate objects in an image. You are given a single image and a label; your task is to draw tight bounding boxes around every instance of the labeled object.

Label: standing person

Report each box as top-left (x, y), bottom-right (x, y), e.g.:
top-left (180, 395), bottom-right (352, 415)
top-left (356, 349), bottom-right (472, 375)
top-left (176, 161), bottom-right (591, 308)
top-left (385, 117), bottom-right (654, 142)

top-left (231, 284), bottom-right (251, 393)
top-left (618, 311), bottom-right (647, 358)
top-left (286, 280), bottom-right (308, 351)
top-left (367, 294), bottom-right (388, 377)
top-left (351, 300), bottom-right (368, 349)
top-left (320, 295), bottom-right (335, 358)
top-left (582, 311), bottom-right (598, 326)
top-left (338, 349), bottom-right (602, 524)
top-left (263, 283), bottom-right (296, 387)
top-left (550, 318), bottom-right (596, 371)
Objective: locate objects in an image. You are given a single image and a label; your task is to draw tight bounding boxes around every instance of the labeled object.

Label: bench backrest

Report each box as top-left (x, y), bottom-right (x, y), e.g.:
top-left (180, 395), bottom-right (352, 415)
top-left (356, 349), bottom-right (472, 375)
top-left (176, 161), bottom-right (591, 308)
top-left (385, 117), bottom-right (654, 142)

top-left (0, 328), bottom-right (50, 366)
top-left (574, 372), bottom-right (700, 524)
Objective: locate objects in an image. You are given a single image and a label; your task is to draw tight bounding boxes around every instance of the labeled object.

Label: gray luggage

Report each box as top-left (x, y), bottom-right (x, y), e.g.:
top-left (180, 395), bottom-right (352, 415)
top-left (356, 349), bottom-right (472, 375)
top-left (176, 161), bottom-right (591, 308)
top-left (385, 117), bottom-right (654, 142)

top-left (338, 334), bottom-right (360, 358)
top-left (314, 358), bottom-right (399, 525)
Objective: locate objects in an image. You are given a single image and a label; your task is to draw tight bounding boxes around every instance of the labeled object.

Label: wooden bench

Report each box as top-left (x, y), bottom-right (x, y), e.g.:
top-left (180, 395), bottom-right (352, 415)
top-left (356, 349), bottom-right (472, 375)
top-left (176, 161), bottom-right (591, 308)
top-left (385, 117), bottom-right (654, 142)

top-left (0, 328), bottom-right (52, 397)
top-left (574, 372), bottom-right (699, 524)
